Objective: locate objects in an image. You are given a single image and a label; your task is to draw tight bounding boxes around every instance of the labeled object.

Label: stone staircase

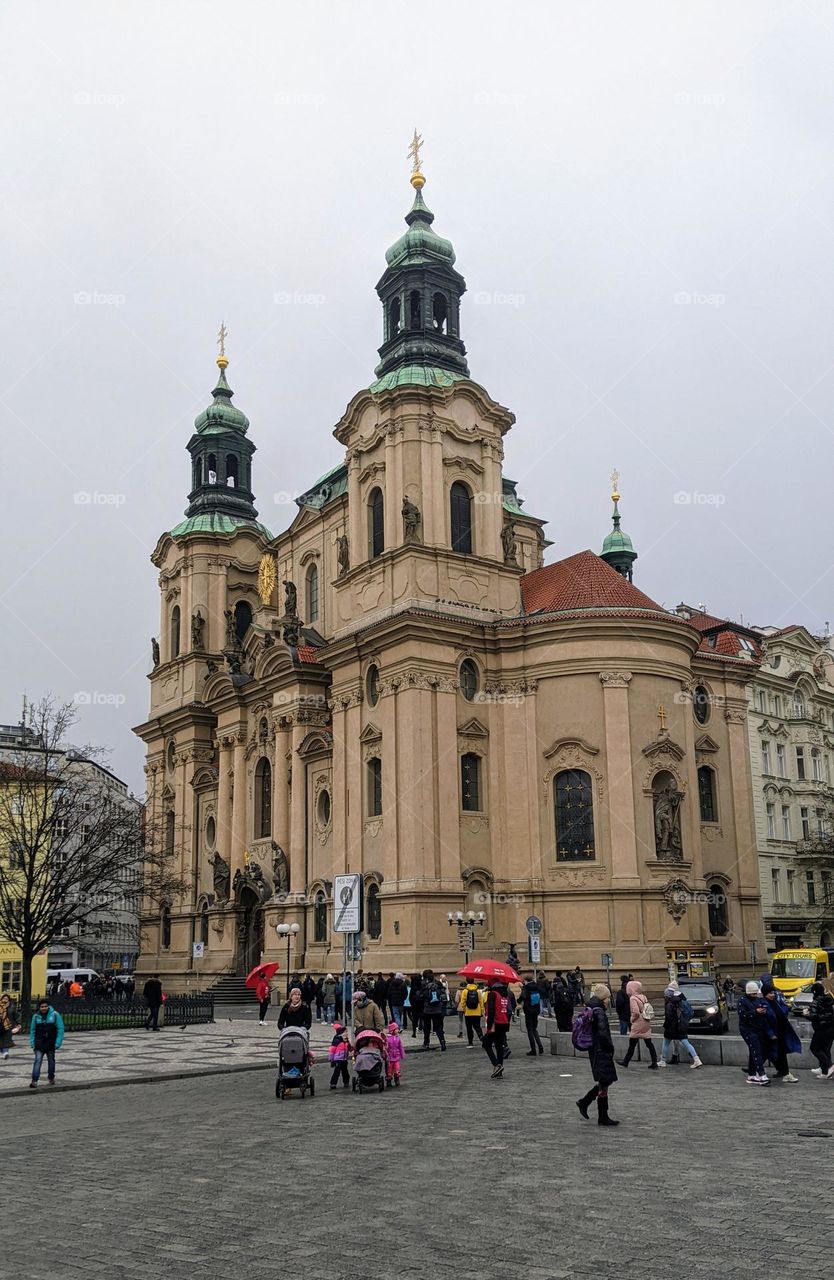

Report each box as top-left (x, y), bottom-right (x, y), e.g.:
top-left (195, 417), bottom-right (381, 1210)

top-left (207, 973), bottom-right (255, 1006)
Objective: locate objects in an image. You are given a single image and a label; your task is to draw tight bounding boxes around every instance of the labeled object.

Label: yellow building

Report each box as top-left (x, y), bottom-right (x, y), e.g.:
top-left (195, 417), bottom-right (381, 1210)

top-left (0, 941), bottom-right (46, 1000)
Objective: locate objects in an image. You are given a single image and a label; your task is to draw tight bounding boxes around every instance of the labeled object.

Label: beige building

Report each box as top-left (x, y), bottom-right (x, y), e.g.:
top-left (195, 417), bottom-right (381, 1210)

top-left (135, 165), bottom-right (764, 992)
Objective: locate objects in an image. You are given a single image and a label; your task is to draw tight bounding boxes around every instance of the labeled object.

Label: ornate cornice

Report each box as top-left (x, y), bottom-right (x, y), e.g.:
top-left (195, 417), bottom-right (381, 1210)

top-left (599, 670), bottom-right (633, 688)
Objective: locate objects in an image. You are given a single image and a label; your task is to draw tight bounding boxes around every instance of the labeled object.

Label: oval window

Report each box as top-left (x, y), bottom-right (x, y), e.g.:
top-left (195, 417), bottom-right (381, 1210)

top-left (318, 789), bottom-right (331, 827)
top-left (166, 741), bottom-right (177, 774)
top-left (205, 815), bottom-right (216, 849)
top-left (459, 659), bottom-right (479, 703)
top-left (366, 665), bottom-right (380, 707)
top-left (693, 685), bottom-right (710, 725)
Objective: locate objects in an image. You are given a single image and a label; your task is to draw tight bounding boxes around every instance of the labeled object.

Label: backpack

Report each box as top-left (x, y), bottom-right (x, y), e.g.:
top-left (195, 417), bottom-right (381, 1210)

top-left (465, 986), bottom-right (480, 1011)
top-left (426, 983), bottom-right (441, 1006)
top-left (529, 990), bottom-right (541, 1007)
top-left (571, 1006), bottom-right (594, 1051)
top-left (492, 993), bottom-right (510, 1026)
top-left (640, 999), bottom-right (655, 1022)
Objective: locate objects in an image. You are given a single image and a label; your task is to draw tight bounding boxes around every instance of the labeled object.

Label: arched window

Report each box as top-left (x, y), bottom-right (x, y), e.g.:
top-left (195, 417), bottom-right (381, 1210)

top-left (161, 905), bottom-right (171, 949)
top-left (698, 766), bottom-right (717, 823)
top-left (255, 757), bottom-right (272, 838)
top-left (234, 600), bottom-right (252, 643)
top-left (225, 454), bottom-right (238, 488)
top-left (165, 810), bottom-right (175, 857)
top-left (317, 788), bottom-right (331, 828)
top-left (205, 815), bottom-right (216, 849)
top-left (170, 606), bottom-right (181, 659)
top-left (707, 884), bottom-right (729, 936)
top-left (432, 292), bottom-right (447, 333)
top-left (306, 564), bottom-right (319, 623)
top-left (554, 769), bottom-right (595, 861)
top-left (368, 488), bottom-right (384, 559)
top-left (388, 296), bottom-right (401, 338)
top-left (409, 289), bottom-right (421, 329)
top-left (367, 757), bottom-right (382, 817)
top-left (199, 907), bottom-right (209, 947)
top-left (366, 665), bottom-right (380, 707)
top-left (207, 453), bottom-right (217, 484)
top-left (367, 883), bottom-right (382, 939)
top-left (193, 457), bottom-right (203, 488)
top-left (461, 753), bottom-right (482, 812)
top-left (693, 685), bottom-right (711, 725)
top-left (314, 891), bottom-right (327, 943)
top-left (793, 691), bottom-right (806, 718)
top-left (459, 659), bottom-right (479, 702)
top-left (450, 482), bottom-right (473, 554)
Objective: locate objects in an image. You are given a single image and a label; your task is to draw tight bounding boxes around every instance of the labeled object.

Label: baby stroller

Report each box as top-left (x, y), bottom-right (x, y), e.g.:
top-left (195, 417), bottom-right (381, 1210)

top-left (276, 1026), bottom-right (315, 1100)
top-left (352, 1029), bottom-right (387, 1093)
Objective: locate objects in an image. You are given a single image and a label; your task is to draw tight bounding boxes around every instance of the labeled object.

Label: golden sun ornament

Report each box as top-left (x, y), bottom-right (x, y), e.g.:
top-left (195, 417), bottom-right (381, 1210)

top-left (258, 554), bottom-right (277, 605)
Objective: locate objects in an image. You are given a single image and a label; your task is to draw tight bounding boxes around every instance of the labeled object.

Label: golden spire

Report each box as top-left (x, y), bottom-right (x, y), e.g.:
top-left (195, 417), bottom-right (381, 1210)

top-left (610, 467), bottom-right (620, 503)
top-left (216, 321), bottom-right (229, 371)
top-left (407, 128), bottom-right (425, 189)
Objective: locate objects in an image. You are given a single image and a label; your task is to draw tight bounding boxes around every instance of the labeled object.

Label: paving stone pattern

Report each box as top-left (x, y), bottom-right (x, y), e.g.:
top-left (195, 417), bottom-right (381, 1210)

top-left (4, 1019), bottom-right (832, 1280)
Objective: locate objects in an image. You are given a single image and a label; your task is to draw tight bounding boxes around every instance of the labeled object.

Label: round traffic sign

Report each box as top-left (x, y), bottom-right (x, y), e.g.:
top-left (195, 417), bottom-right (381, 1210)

top-left (525, 914), bottom-right (543, 936)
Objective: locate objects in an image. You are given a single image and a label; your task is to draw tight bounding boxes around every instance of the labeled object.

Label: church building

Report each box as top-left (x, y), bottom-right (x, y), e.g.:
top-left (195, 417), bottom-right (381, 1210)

top-left (134, 149), bottom-right (765, 990)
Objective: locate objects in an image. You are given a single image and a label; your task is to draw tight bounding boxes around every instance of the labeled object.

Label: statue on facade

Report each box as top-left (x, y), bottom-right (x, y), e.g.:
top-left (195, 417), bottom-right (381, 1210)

top-left (501, 520), bottom-right (518, 566)
top-left (271, 842), bottom-right (290, 895)
top-left (209, 852), bottom-right (230, 903)
top-left (283, 579), bottom-right (298, 619)
top-left (402, 496), bottom-right (422, 543)
top-left (191, 610), bottom-right (205, 650)
top-left (336, 533), bottom-right (350, 578)
top-left (151, 637), bottom-right (160, 667)
top-left (283, 619), bottom-right (301, 648)
top-left (654, 782), bottom-right (683, 860)
top-left (224, 608), bottom-right (237, 649)
top-left (248, 858), bottom-right (271, 903)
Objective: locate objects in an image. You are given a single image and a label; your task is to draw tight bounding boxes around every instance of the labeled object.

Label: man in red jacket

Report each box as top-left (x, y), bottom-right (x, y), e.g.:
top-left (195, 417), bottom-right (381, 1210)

top-left (483, 981), bottom-right (511, 1079)
top-left (256, 977), bottom-right (272, 1025)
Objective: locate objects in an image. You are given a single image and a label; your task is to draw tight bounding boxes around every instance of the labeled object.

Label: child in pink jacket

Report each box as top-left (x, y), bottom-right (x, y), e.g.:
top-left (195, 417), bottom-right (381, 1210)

top-left (328, 1024), bottom-right (350, 1089)
top-left (385, 1022), bottom-right (405, 1087)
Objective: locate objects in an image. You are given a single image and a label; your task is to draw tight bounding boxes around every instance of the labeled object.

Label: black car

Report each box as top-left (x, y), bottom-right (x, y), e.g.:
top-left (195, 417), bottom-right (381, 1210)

top-left (677, 979), bottom-right (729, 1034)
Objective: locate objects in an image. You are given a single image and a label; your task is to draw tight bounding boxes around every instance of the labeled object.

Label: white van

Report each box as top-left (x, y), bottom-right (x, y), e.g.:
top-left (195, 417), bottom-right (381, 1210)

top-left (46, 968), bottom-right (100, 986)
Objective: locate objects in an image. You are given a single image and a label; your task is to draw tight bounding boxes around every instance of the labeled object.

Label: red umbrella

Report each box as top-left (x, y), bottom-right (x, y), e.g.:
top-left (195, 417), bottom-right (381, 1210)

top-left (245, 961), bottom-right (280, 989)
top-left (457, 959), bottom-right (521, 984)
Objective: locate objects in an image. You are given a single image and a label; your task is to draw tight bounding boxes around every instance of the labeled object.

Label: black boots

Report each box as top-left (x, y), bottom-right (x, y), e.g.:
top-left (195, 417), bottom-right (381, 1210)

top-left (597, 1095), bottom-right (620, 1127)
top-left (576, 1086), bottom-right (599, 1119)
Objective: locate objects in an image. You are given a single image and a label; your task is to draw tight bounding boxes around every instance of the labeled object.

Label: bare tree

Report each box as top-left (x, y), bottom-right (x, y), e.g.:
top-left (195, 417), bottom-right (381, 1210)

top-left (0, 696), bottom-right (186, 1014)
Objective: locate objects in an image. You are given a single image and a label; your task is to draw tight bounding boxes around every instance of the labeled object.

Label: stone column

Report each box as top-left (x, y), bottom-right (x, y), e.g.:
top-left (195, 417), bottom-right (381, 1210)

top-left (347, 449), bottom-right (361, 567)
top-left (272, 719), bottom-right (290, 855)
top-left (330, 699), bottom-right (348, 876)
top-left (599, 671), bottom-right (640, 884)
top-left (419, 423), bottom-right (435, 546)
top-left (478, 439), bottom-right (502, 561)
top-left (230, 732), bottom-right (247, 879)
top-left (288, 717), bottom-right (308, 894)
top-left (429, 421), bottom-right (445, 546)
top-left (384, 426), bottom-right (398, 551)
top-left (216, 736), bottom-right (233, 861)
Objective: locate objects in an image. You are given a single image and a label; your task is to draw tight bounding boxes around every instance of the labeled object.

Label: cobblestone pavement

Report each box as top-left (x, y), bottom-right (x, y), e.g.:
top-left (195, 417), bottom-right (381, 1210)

top-left (4, 1025), bottom-right (832, 1280)
top-left (0, 1016), bottom-right (334, 1093)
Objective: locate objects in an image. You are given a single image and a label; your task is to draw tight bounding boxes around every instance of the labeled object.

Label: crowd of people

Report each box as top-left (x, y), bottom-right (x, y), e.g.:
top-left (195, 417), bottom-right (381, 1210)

top-left (46, 973), bottom-right (136, 1001)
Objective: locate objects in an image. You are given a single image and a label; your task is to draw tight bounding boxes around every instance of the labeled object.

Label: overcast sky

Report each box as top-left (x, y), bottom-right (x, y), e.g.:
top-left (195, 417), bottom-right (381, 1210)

top-left (2, 1), bottom-right (832, 792)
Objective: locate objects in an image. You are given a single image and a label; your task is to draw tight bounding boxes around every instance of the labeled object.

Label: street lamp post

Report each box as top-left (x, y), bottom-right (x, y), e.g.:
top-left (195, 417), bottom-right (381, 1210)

top-left (276, 922), bottom-right (300, 996)
top-left (447, 910), bottom-right (486, 965)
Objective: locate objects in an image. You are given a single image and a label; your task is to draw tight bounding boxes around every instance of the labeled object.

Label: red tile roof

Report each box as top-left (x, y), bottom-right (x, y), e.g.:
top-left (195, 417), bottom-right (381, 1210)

top-left (676, 603), bottom-right (763, 662)
top-left (521, 550), bottom-right (668, 616)
top-left (296, 645), bottom-right (320, 665)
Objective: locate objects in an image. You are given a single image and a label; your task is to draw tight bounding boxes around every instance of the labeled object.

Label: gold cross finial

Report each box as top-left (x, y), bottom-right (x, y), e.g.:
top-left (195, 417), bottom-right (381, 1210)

top-left (217, 321), bottom-right (228, 370)
top-left (658, 703), bottom-right (667, 731)
top-left (407, 128), bottom-right (425, 189)
top-left (611, 468), bottom-right (620, 503)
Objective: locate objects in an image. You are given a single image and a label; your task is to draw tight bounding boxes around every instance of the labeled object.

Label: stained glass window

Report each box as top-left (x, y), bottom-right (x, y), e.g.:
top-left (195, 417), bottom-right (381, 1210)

top-left (554, 769), bottom-right (595, 861)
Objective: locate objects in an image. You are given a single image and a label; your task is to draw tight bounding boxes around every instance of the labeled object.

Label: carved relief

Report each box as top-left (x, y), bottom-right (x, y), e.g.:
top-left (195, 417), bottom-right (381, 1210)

top-left (313, 772), bottom-right (332, 845)
top-left (542, 741), bottom-right (605, 799)
top-left (549, 863), bottom-right (609, 888)
top-left (599, 671), bottom-right (633, 688)
top-left (662, 876), bottom-right (691, 923)
top-left (460, 814), bottom-right (489, 834)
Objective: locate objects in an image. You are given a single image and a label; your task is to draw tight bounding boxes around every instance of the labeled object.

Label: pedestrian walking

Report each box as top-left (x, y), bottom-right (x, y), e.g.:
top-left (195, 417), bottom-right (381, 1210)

top-left (483, 980), bottom-right (511, 1078)
top-left (255, 976), bottom-right (272, 1025)
top-left (29, 999), bottom-right (64, 1088)
top-left (614, 974), bottom-right (632, 1036)
top-left (300, 972), bottom-right (317, 1008)
top-left (658, 981), bottom-right (702, 1069)
top-left (618, 979), bottom-right (659, 1069)
top-left (537, 974), bottom-right (553, 1018)
top-left (454, 981), bottom-right (468, 1038)
top-left (322, 973), bottom-right (338, 1023)
top-left (352, 989), bottom-right (385, 1036)
top-left (722, 975), bottom-right (737, 1011)
top-left (521, 974), bottom-right (544, 1055)
top-left (0, 995), bottom-right (21, 1062)
top-left (314, 977), bottom-right (324, 1023)
top-left (420, 970), bottom-right (447, 1050)
top-left (807, 982), bottom-right (834, 1079)
top-left (385, 1021), bottom-right (405, 1087)
top-left (407, 973), bottom-right (423, 1037)
top-left (552, 972), bottom-right (574, 1032)
top-left (372, 972), bottom-right (389, 1021)
top-left (278, 987), bottom-right (313, 1030)
top-left (760, 975), bottom-right (801, 1082)
top-left (460, 979), bottom-right (485, 1046)
top-left (328, 1023), bottom-right (350, 1089)
top-left (387, 972), bottom-right (407, 1029)
top-left (737, 980), bottom-right (771, 1085)
top-left (576, 984), bottom-right (620, 1126)
top-left (143, 974), bottom-right (163, 1031)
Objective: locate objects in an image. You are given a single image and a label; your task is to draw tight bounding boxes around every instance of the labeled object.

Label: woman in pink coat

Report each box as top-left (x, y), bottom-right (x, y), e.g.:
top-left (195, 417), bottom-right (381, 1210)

top-left (385, 1022), bottom-right (405, 1088)
top-left (618, 979), bottom-right (658, 1069)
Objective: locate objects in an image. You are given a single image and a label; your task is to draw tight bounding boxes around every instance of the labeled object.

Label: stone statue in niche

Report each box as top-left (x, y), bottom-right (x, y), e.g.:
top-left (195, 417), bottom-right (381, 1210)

top-left (224, 609), bottom-right (237, 649)
top-left (209, 852), bottom-right (230, 903)
top-left (336, 533), bottom-right (350, 578)
top-left (501, 520), bottom-right (518, 566)
top-left (191, 610), bottom-right (205, 650)
top-left (283, 580), bottom-right (298, 618)
top-left (654, 780), bottom-right (683, 860)
top-left (271, 842), bottom-right (290, 895)
top-left (151, 637), bottom-right (160, 667)
top-left (402, 496), bottom-right (422, 543)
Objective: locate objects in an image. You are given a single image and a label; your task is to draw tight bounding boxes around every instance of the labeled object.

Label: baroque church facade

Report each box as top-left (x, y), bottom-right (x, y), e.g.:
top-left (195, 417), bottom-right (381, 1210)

top-left (135, 160), bottom-right (765, 990)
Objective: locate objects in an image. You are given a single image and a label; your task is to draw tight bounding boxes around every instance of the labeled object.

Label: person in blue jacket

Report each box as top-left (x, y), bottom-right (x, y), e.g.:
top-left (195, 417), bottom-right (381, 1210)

top-left (737, 981), bottom-right (771, 1085)
top-left (29, 999), bottom-right (65, 1088)
top-left (760, 974), bottom-right (802, 1083)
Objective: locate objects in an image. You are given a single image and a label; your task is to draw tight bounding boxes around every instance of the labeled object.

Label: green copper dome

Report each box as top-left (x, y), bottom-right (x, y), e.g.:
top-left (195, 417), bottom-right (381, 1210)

top-left (600, 494), bottom-right (638, 582)
top-left (370, 365), bottom-right (466, 394)
top-left (170, 513), bottom-right (272, 540)
top-left (602, 526), bottom-right (635, 555)
top-left (385, 189), bottom-right (456, 269)
top-left (193, 367), bottom-right (250, 435)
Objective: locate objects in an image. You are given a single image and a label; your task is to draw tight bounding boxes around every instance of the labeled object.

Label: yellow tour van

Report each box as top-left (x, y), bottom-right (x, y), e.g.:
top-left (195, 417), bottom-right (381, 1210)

top-left (769, 948), bottom-right (834, 1000)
